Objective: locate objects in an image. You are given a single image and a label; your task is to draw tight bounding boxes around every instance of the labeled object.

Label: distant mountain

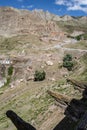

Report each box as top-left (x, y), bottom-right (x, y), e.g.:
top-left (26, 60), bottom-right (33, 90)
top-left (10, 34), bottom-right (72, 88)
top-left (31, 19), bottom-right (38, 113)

top-left (0, 6), bottom-right (87, 36)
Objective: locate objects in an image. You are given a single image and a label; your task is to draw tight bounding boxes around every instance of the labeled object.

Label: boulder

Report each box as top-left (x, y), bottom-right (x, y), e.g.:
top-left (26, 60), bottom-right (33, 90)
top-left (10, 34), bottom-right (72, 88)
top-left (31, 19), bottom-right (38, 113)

top-left (46, 61), bottom-right (53, 66)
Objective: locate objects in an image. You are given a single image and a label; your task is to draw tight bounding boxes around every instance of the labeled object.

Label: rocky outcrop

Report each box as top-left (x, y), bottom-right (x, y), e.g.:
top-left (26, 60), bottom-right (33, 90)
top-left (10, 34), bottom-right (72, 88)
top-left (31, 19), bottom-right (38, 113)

top-left (65, 80), bottom-right (87, 122)
top-left (60, 15), bottom-right (73, 21)
top-left (67, 78), bottom-right (87, 91)
top-left (47, 90), bottom-right (71, 107)
top-left (48, 79), bottom-right (87, 123)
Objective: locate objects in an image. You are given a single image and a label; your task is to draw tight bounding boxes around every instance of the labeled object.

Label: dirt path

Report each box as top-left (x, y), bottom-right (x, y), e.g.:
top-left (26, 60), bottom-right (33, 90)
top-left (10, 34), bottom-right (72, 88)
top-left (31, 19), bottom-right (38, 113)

top-left (41, 40), bottom-right (87, 52)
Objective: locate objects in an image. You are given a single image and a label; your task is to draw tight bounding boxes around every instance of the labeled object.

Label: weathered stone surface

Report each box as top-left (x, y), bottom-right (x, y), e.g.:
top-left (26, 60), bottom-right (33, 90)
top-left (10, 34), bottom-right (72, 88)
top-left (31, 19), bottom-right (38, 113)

top-left (67, 78), bottom-right (87, 90)
top-left (46, 61), bottom-right (53, 66)
top-left (47, 90), bottom-right (71, 106)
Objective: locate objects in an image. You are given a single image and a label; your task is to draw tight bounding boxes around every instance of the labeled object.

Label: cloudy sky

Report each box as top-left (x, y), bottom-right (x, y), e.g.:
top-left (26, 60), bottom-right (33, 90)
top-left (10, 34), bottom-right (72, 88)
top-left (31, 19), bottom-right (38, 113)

top-left (0, 0), bottom-right (87, 16)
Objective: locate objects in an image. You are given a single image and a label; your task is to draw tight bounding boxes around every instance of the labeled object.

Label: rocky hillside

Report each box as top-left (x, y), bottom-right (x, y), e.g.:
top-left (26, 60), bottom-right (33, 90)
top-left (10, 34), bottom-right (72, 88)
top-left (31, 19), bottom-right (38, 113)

top-left (0, 6), bottom-right (87, 130)
top-left (0, 6), bottom-right (87, 37)
top-left (0, 7), bottom-right (59, 37)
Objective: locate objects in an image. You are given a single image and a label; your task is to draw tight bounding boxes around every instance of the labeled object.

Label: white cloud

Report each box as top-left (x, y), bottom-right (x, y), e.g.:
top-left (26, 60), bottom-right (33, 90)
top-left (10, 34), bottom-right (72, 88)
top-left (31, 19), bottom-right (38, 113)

top-left (55, 0), bottom-right (73, 7)
top-left (74, 0), bottom-right (87, 5)
top-left (55, 0), bottom-right (66, 5)
top-left (27, 5), bottom-right (34, 9)
top-left (21, 5), bottom-right (34, 9)
top-left (55, 0), bottom-right (87, 13)
top-left (68, 5), bottom-right (81, 10)
top-left (68, 5), bottom-right (87, 13)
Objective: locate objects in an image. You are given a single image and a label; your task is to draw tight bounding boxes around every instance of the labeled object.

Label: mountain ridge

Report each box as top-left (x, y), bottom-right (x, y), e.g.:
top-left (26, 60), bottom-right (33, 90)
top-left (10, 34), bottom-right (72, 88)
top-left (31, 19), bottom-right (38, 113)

top-left (0, 6), bottom-right (87, 37)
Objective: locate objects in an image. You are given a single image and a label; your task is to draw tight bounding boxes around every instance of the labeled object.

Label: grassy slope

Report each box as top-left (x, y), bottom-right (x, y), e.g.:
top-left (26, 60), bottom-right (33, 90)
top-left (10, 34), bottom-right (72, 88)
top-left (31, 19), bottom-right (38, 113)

top-left (0, 78), bottom-right (82, 130)
top-left (0, 34), bottom-right (43, 55)
top-left (0, 80), bottom-right (55, 130)
top-left (64, 40), bottom-right (87, 50)
top-left (56, 20), bottom-right (87, 33)
top-left (0, 19), bottom-right (87, 130)
top-left (80, 53), bottom-right (87, 80)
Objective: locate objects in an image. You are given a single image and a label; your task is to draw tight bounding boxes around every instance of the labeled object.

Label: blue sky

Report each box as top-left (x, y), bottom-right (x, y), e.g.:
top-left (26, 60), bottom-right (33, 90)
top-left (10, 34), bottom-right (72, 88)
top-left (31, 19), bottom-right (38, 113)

top-left (0, 0), bottom-right (87, 16)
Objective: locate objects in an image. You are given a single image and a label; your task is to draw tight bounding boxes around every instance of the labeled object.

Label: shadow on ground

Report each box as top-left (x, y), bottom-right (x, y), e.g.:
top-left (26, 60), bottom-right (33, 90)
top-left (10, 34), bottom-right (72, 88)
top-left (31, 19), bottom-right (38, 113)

top-left (53, 88), bottom-right (87, 130)
top-left (6, 88), bottom-right (87, 130)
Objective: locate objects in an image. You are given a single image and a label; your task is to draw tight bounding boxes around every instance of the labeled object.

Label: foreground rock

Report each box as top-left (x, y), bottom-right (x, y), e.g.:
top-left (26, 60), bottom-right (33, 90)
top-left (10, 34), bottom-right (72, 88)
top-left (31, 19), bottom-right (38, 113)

top-left (67, 78), bottom-right (87, 91)
top-left (47, 90), bottom-right (71, 107)
top-left (48, 79), bottom-right (87, 126)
